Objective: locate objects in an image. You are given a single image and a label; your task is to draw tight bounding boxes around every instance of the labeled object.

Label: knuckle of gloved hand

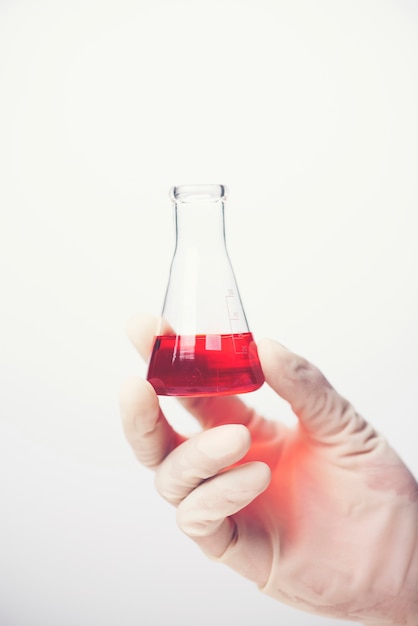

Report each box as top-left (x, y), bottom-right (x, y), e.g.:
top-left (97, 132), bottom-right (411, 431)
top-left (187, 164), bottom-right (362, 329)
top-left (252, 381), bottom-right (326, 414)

top-left (288, 353), bottom-right (327, 390)
top-left (154, 467), bottom-right (183, 505)
top-left (286, 355), bottom-right (334, 417)
top-left (176, 500), bottom-right (215, 537)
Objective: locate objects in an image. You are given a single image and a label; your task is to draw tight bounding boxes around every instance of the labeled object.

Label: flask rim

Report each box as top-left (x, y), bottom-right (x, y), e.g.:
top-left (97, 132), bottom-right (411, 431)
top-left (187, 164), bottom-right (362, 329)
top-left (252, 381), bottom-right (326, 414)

top-left (170, 184), bottom-right (228, 203)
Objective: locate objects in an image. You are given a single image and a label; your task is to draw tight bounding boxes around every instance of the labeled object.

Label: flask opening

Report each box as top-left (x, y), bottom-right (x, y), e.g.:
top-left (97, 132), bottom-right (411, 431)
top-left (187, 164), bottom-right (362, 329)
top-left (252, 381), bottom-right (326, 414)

top-left (170, 184), bottom-right (228, 203)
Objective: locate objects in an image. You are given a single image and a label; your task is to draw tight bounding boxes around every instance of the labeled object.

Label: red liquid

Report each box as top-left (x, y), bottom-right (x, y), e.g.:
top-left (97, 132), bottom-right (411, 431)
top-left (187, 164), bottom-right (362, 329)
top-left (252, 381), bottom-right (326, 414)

top-left (147, 332), bottom-right (265, 396)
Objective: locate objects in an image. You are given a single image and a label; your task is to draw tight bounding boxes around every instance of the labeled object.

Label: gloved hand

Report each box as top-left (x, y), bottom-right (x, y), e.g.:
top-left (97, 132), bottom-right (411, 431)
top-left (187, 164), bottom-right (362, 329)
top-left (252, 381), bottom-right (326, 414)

top-left (119, 314), bottom-right (418, 626)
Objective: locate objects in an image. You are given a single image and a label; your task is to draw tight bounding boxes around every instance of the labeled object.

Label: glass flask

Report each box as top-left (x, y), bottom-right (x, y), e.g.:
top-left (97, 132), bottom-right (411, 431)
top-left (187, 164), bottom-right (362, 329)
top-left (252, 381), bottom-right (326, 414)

top-left (146, 184), bottom-right (264, 396)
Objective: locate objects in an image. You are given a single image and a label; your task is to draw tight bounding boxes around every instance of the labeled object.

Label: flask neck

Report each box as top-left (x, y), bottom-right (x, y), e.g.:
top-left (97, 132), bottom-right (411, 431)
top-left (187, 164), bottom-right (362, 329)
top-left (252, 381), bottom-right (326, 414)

top-left (174, 199), bottom-right (226, 249)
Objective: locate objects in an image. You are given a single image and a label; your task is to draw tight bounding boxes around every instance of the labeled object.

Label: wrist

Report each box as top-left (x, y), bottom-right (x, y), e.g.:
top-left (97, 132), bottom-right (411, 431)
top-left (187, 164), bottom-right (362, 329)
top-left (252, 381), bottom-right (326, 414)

top-left (364, 520), bottom-right (418, 626)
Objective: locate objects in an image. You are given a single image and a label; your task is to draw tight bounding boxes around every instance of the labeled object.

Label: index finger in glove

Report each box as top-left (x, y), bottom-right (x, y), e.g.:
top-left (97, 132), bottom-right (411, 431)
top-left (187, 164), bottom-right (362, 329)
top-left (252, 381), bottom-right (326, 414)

top-left (119, 376), bottom-right (184, 468)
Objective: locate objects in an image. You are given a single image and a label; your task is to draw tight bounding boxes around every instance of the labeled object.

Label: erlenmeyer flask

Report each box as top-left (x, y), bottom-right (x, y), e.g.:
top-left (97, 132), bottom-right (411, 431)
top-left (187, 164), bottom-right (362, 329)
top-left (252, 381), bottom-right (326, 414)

top-left (146, 184), bottom-right (264, 396)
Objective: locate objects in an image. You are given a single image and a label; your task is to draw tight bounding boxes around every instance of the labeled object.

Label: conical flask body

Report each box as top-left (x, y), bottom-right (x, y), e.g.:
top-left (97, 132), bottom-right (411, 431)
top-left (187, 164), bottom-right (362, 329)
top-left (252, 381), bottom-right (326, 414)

top-left (146, 185), bottom-right (264, 396)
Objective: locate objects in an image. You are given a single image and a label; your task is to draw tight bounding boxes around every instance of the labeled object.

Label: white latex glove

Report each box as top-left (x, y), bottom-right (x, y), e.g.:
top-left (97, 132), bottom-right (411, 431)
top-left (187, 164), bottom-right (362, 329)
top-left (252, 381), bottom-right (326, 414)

top-left (119, 314), bottom-right (418, 626)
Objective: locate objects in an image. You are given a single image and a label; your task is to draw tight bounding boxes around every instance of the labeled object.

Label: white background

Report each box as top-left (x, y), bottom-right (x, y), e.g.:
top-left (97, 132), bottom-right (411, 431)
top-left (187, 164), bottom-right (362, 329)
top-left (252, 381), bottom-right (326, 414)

top-left (1, 0), bottom-right (417, 625)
